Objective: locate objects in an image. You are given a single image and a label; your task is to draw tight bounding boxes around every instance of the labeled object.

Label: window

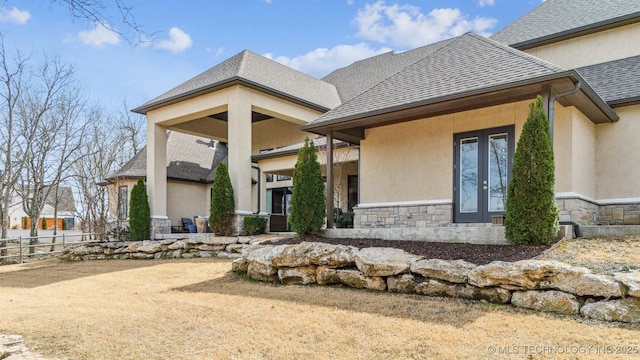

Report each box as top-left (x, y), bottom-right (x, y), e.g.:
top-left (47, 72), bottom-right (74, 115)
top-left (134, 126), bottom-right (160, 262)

top-left (117, 185), bottom-right (128, 220)
top-left (277, 175), bottom-right (291, 181)
top-left (266, 173), bottom-right (273, 182)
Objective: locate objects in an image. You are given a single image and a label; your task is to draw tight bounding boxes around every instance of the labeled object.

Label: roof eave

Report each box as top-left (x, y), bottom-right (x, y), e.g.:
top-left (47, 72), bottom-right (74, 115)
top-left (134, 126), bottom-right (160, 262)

top-left (509, 12), bottom-right (640, 50)
top-left (302, 71), bottom-right (618, 132)
top-left (132, 77), bottom-right (332, 115)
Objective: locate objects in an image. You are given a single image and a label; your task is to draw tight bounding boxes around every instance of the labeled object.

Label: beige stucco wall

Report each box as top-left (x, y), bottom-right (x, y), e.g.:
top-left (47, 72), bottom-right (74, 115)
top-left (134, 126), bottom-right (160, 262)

top-left (252, 119), bottom-right (312, 155)
top-left (166, 181), bottom-right (209, 226)
top-left (596, 104), bottom-right (640, 200)
top-left (106, 178), bottom-right (139, 222)
top-left (358, 100), bottom-right (599, 205)
top-left (524, 23), bottom-right (640, 69)
top-left (360, 100), bottom-right (532, 204)
top-left (570, 108), bottom-right (597, 199)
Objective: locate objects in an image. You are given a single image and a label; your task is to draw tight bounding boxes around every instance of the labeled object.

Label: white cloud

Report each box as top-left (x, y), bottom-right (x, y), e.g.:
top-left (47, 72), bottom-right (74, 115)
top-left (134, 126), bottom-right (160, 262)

top-left (77, 22), bottom-right (120, 47)
top-left (0, 6), bottom-right (31, 24)
top-left (353, 1), bottom-right (497, 48)
top-left (264, 43), bottom-right (391, 78)
top-left (477, 0), bottom-right (495, 7)
top-left (156, 27), bottom-right (192, 53)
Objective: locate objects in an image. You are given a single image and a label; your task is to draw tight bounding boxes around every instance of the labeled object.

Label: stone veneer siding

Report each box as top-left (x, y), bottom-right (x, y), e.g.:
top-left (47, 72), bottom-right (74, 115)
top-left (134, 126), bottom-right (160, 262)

top-left (556, 197), bottom-right (600, 225)
top-left (599, 203), bottom-right (640, 225)
top-left (355, 198), bottom-right (640, 228)
top-left (354, 203), bottom-right (452, 228)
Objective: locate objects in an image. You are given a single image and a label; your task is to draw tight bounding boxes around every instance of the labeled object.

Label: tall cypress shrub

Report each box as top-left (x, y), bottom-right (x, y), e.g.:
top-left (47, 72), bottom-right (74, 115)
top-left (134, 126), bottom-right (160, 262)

top-left (289, 137), bottom-right (326, 236)
top-left (505, 96), bottom-right (559, 245)
top-left (209, 163), bottom-right (235, 236)
top-left (129, 178), bottom-right (150, 241)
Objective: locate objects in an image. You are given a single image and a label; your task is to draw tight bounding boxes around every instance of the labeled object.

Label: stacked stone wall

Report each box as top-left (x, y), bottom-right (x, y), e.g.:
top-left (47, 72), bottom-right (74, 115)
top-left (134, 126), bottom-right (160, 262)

top-left (236, 242), bottom-right (640, 323)
top-left (354, 203), bottom-right (452, 228)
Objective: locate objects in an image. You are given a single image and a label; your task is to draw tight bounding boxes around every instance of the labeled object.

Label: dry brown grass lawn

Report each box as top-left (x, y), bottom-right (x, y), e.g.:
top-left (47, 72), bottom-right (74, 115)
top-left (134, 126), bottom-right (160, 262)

top-left (0, 237), bottom-right (639, 359)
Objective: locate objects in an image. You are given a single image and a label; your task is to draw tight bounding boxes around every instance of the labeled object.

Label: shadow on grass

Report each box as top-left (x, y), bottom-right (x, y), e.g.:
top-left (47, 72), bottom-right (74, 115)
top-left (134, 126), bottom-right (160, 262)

top-left (0, 258), bottom-right (213, 289)
top-left (173, 270), bottom-right (514, 327)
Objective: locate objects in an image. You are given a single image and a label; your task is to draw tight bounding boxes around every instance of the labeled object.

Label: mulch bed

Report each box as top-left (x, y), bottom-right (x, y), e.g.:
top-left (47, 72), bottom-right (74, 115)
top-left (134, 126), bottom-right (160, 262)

top-left (278, 236), bottom-right (551, 265)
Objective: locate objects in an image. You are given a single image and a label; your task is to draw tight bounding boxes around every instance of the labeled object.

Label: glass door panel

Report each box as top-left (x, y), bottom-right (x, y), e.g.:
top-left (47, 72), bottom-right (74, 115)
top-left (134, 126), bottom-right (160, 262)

top-left (459, 138), bottom-right (479, 213)
top-left (488, 133), bottom-right (508, 212)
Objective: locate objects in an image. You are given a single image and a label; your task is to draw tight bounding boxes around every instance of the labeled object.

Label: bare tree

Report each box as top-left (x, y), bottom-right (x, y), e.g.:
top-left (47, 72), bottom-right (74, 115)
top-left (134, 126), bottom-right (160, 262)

top-left (14, 57), bottom-right (81, 254)
top-left (52, 0), bottom-right (155, 45)
top-left (72, 106), bottom-right (127, 239)
top-left (0, 35), bottom-right (37, 256)
top-left (116, 99), bottom-right (144, 159)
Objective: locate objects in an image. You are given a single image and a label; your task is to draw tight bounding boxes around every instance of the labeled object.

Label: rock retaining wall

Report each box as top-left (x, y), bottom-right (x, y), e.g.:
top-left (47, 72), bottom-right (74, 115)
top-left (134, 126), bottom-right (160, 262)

top-left (60, 236), bottom-right (280, 261)
top-left (235, 242), bottom-right (640, 323)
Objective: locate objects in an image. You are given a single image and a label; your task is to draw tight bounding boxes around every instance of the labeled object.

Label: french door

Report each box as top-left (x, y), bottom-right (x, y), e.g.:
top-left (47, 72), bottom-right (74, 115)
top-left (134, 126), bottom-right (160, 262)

top-left (454, 126), bottom-right (514, 223)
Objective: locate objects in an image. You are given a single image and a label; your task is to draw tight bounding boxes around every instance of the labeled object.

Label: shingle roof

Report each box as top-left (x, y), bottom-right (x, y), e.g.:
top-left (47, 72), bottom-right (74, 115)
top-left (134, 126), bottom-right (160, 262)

top-left (491, 0), bottom-right (640, 48)
top-left (322, 38), bottom-right (455, 103)
top-left (307, 33), bottom-right (566, 127)
top-left (44, 186), bottom-right (75, 213)
top-left (576, 55), bottom-right (640, 106)
top-left (133, 50), bottom-right (341, 113)
top-left (107, 131), bottom-right (227, 183)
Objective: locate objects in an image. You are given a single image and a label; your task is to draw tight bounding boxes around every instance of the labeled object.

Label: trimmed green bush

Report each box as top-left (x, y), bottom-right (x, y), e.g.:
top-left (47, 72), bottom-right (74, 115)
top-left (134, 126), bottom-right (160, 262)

top-left (209, 163), bottom-right (235, 236)
top-left (505, 96), bottom-right (559, 245)
top-left (129, 178), bottom-right (151, 241)
top-left (244, 216), bottom-right (267, 235)
top-left (289, 137), bottom-right (326, 236)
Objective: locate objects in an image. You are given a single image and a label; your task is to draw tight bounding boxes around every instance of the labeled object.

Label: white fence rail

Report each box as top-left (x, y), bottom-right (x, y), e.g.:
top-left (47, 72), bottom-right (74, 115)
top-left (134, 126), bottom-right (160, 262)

top-left (0, 233), bottom-right (99, 263)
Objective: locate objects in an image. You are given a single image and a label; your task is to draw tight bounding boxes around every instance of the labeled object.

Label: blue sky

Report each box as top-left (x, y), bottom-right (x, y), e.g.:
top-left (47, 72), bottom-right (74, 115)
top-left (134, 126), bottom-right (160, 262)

top-left (0, 0), bottom-right (545, 113)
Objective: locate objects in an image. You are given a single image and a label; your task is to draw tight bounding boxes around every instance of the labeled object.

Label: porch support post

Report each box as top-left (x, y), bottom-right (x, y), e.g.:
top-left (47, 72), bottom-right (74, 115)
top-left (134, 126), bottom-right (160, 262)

top-left (326, 131), bottom-right (334, 229)
top-left (227, 86), bottom-right (253, 214)
top-left (147, 123), bottom-right (167, 219)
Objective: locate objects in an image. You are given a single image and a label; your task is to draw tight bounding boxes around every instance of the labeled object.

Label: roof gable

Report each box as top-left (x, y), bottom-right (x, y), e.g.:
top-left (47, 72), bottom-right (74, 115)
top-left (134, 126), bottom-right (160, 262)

top-left (133, 50), bottom-right (341, 113)
top-left (308, 33), bottom-right (565, 127)
top-left (491, 0), bottom-right (640, 49)
top-left (322, 38), bottom-right (455, 103)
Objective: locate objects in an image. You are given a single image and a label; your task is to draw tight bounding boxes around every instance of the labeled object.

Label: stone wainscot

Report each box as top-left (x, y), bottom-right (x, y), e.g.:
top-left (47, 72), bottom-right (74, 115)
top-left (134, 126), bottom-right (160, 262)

top-left (234, 242), bottom-right (640, 323)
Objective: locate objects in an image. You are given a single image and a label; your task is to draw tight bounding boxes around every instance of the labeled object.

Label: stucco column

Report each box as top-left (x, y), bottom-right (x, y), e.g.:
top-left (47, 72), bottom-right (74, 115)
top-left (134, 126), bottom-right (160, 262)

top-left (227, 86), bottom-right (253, 214)
top-left (147, 123), bottom-right (168, 218)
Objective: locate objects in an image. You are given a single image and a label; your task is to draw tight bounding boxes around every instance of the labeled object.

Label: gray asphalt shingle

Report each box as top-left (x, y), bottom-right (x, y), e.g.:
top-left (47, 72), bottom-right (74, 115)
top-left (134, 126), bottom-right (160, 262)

top-left (107, 131), bottom-right (227, 183)
top-left (491, 0), bottom-right (640, 48)
top-left (576, 55), bottom-right (640, 105)
top-left (134, 50), bottom-right (341, 113)
top-left (309, 33), bottom-right (565, 127)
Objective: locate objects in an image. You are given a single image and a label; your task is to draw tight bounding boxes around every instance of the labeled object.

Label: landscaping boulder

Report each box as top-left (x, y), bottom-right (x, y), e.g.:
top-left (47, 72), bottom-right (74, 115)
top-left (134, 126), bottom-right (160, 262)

top-left (468, 260), bottom-right (626, 297)
top-left (614, 272), bottom-right (640, 298)
top-left (245, 245), bottom-right (288, 277)
top-left (272, 242), bottom-right (358, 268)
top-left (333, 269), bottom-right (386, 290)
top-left (410, 259), bottom-right (476, 283)
top-left (200, 236), bottom-right (238, 246)
top-left (554, 272), bottom-right (625, 298)
top-left (316, 266), bottom-right (341, 285)
top-left (278, 266), bottom-right (317, 285)
top-left (580, 298), bottom-right (640, 323)
top-left (387, 274), bottom-right (419, 293)
top-left (232, 257), bottom-right (248, 272)
top-left (511, 290), bottom-right (581, 315)
top-left (355, 247), bottom-right (422, 277)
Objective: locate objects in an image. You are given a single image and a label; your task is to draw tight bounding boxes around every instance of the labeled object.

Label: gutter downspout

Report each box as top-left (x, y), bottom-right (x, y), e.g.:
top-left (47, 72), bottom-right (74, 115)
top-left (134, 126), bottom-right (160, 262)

top-left (549, 81), bottom-right (581, 148)
top-left (251, 164), bottom-right (261, 214)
